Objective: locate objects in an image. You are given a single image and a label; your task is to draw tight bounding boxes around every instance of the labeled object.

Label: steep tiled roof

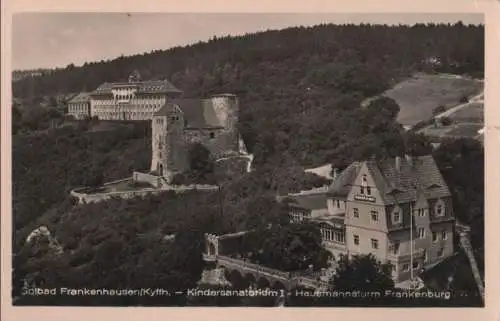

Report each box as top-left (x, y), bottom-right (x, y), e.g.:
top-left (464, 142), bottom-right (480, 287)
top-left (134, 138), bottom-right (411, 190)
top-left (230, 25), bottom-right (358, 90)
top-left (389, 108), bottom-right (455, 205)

top-left (366, 155), bottom-right (451, 205)
top-left (327, 162), bottom-right (362, 198)
top-left (154, 98), bottom-right (224, 129)
top-left (68, 92), bottom-right (90, 104)
top-left (91, 80), bottom-right (182, 95)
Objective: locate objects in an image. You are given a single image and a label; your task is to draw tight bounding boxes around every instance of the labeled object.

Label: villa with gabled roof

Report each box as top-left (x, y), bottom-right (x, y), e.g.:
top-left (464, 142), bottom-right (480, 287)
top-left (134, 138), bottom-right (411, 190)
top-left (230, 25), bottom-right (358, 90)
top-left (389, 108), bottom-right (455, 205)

top-left (281, 154), bottom-right (455, 282)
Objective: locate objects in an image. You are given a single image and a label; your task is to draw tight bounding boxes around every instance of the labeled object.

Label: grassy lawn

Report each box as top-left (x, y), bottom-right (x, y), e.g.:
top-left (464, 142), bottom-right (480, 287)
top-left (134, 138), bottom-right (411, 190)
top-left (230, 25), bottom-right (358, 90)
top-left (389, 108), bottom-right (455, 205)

top-left (381, 73), bottom-right (483, 126)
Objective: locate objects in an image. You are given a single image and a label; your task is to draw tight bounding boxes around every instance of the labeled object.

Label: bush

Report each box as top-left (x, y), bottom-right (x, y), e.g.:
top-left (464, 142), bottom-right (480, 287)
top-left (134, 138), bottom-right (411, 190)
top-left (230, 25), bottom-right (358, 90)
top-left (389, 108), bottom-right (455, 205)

top-left (433, 105), bottom-right (446, 116)
top-left (440, 117), bottom-right (453, 126)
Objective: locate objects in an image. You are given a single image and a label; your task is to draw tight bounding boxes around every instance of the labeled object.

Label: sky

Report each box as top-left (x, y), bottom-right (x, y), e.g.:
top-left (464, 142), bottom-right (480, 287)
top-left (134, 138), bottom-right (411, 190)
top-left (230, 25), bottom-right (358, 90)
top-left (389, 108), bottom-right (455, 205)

top-left (11, 13), bottom-right (484, 71)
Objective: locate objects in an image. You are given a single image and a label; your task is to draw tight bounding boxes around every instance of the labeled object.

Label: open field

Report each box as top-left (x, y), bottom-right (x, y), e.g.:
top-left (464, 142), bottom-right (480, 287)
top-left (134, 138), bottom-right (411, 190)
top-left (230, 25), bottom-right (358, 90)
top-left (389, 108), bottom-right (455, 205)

top-left (447, 102), bottom-right (484, 123)
top-left (381, 73), bottom-right (483, 126)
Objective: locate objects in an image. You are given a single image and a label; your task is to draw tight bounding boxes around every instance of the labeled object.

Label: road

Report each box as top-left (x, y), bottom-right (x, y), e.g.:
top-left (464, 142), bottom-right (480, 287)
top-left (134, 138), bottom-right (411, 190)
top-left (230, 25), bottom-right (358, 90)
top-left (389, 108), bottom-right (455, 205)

top-left (434, 90), bottom-right (484, 119)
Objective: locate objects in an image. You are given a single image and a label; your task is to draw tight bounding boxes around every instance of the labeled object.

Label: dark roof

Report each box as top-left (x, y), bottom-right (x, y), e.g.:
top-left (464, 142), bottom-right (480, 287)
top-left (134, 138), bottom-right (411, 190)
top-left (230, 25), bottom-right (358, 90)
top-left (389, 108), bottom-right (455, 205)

top-left (313, 214), bottom-right (345, 226)
top-left (91, 80), bottom-right (182, 95)
top-left (366, 155), bottom-right (451, 204)
top-left (327, 162), bottom-right (362, 198)
top-left (154, 98), bottom-right (223, 129)
top-left (68, 92), bottom-right (90, 104)
top-left (284, 193), bottom-right (327, 211)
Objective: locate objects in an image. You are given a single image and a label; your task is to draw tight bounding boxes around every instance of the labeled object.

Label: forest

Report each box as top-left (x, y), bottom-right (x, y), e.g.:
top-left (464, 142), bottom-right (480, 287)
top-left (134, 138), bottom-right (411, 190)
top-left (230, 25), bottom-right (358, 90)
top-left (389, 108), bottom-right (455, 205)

top-left (12, 22), bottom-right (484, 306)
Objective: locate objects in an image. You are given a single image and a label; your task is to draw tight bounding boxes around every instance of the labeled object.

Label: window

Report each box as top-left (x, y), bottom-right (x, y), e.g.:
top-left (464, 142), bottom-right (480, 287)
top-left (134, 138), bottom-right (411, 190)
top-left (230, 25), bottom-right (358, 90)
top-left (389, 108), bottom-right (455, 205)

top-left (353, 235), bottom-right (359, 245)
top-left (370, 211), bottom-right (379, 222)
top-left (392, 242), bottom-right (400, 254)
top-left (418, 208), bottom-right (426, 217)
top-left (412, 261), bottom-right (419, 269)
top-left (334, 231), bottom-right (345, 243)
top-left (362, 174), bottom-right (367, 185)
top-left (336, 200), bottom-right (340, 208)
top-left (437, 248), bottom-right (444, 258)
top-left (436, 203), bottom-right (444, 216)
top-left (423, 250), bottom-right (428, 263)
top-left (353, 208), bottom-right (359, 218)
top-left (417, 227), bottom-right (425, 239)
top-left (392, 211), bottom-right (401, 224)
top-left (209, 132), bottom-right (215, 139)
top-left (360, 186), bottom-right (365, 194)
top-left (441, 231), bottom-right (448, 240)
top-left (432, 231), bottom-right (438, 242)
top-left (367, 186), bottom-right (372, 195)
top-left (371, 238), bottom-right (379, 249)
top-left (402, 263), bottom-right (410, 272)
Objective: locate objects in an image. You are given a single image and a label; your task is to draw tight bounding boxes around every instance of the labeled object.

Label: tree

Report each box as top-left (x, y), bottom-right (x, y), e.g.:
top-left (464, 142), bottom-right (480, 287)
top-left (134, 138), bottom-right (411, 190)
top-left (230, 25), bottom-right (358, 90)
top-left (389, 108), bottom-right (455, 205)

top-left (433, 138), bottom-right (484, 247)
top-left (440, 116), bottom-right (453, 126)
top-left (244, 195), bottom-right (290, 229)
top-left (433, 105), bottom-right (446, 116)
top-left (240, 222), bottom-right (331, 272)
top-left (404, 132), bottom-right (433, 156)
top-left (84, 169), bottom-right (104, 190)
top-left (187, 142), bottom-right (214, 183)
top-left (332, 254), bottom-right (394, 291)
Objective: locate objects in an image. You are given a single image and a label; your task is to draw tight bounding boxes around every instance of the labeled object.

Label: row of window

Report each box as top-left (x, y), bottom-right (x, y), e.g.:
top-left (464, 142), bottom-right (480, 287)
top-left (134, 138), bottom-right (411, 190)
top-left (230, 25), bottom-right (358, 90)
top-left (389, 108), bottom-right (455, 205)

top-left (399, 249), bottom-right (445, 272)
top-left (69, 104), bottom-right (88, 111)
top-left (353, 230), bottom-right (448, 252)
top-left (290, 208), bottom-right (310, 222)
top-left (414, 228), bottom-right (448, 240)
top-left (95, 111), bottom-right (154, 117)
top-left (94, 100), bottom-right (161, 105)
top-left (93, 105), bottom-right (160, 110)
top-left (320, 227), bottom-right (346, 243)
top-left (352, 208), bottom-right (380, 222)
top-left (352, 203), bottom-right (446, 224)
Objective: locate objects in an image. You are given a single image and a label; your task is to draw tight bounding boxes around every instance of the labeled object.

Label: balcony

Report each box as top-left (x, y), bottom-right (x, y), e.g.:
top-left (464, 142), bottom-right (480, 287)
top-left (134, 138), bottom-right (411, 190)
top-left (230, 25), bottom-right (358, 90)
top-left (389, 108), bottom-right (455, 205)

top-left (387, 248), bottom-right (425, 262)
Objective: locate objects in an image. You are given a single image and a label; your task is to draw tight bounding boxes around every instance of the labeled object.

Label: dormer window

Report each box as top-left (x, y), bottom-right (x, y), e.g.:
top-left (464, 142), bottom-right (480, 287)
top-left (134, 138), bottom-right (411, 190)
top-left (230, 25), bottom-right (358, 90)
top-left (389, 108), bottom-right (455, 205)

top-left (362, 174), bottom-right (367, 184)
top-left (435, 201), bottom-right (445, 216)
top-left (392, 211), bottom-right (401, 224)
top-left (367, 186), bottom-right (372, 195)
top-left (360, 186), bottom-right (365, 194)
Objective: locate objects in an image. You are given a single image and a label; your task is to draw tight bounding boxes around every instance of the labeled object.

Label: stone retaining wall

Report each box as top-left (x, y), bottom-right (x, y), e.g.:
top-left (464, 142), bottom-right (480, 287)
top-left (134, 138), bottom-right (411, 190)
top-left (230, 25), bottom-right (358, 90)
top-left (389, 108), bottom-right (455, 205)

top-left (133, 171), bottom-right (162, 188)
top-left (70, 182), bottom-right (218, 204)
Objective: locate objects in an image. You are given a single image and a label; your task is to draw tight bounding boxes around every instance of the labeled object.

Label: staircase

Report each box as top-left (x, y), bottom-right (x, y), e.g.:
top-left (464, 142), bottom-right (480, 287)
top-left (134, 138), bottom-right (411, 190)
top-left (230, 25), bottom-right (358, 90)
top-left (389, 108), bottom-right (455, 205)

top-left (458, 231), bottom-right (484, 301)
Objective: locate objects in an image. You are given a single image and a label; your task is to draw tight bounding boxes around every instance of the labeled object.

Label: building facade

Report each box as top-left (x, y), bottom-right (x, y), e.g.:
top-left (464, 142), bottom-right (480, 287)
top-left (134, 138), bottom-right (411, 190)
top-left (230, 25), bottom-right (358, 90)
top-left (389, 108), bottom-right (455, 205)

top-left (67, 92), bottom-right (91, 119)
top-left (69, 71), bottom-right (183, 121)
top-left (283, 155), bottom-right (455, 283)
top-left (89, 72), bottom-right (183, 120)
top-left (150, 94), bottom-right (241, 182)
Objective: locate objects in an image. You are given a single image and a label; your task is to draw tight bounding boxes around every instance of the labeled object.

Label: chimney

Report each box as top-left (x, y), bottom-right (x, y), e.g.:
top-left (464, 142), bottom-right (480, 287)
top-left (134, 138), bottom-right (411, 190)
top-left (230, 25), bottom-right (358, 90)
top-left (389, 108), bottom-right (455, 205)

top-left (395, 156), bottom-right (401, 172)
top-left (333, 168), bottom-right (339, 180)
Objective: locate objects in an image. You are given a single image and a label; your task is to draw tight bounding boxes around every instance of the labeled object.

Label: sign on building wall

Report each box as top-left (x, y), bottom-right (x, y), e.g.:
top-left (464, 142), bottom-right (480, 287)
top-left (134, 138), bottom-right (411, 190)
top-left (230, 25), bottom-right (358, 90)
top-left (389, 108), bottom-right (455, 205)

top-left (353, 194), bottom-right (376, 202)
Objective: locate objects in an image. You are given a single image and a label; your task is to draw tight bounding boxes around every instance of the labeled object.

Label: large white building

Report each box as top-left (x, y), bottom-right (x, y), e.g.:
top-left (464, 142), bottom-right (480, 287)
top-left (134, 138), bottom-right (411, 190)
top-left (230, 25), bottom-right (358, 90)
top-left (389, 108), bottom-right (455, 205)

top-left (67, 71), bottom-right (183, 121)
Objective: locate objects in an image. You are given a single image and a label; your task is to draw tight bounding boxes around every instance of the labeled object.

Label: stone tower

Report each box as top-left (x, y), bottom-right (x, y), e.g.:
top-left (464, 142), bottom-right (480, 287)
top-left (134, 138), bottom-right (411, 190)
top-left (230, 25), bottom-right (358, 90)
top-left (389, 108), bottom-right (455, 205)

top-left (150, 103), bottom-right (187, 182)
top-left (210, 94), bottom-right (240, 157)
